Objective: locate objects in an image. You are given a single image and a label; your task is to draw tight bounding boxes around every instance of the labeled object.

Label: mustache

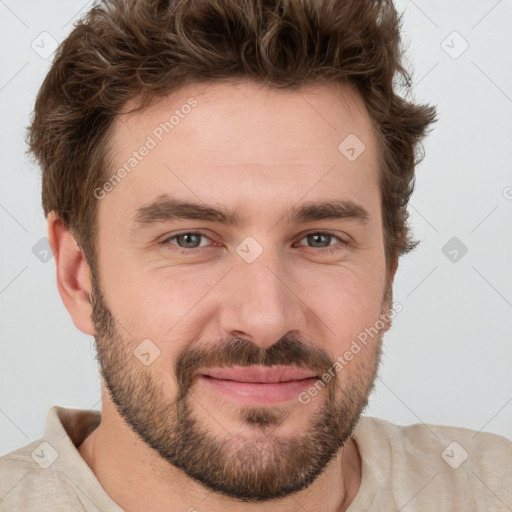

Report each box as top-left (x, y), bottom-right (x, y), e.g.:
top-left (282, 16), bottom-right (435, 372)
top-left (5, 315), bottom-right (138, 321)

top-left (174, 335), bottom-right (335, 397)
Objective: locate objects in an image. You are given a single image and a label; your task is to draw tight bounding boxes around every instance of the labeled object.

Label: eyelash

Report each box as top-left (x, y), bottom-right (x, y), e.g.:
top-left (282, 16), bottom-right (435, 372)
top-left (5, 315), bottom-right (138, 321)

top-left (160, 231), bottom-right (347, 255)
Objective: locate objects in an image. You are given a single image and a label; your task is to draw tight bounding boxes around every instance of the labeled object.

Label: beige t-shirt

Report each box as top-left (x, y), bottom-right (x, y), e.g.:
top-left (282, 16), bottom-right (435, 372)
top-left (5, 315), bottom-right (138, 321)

top-left (0, 406), bottom-right (510, 511)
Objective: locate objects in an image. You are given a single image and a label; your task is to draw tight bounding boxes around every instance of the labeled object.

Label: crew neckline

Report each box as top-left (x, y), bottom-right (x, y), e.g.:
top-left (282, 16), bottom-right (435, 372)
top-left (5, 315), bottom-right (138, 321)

top-left (46, 406), bottom-right (377, 511)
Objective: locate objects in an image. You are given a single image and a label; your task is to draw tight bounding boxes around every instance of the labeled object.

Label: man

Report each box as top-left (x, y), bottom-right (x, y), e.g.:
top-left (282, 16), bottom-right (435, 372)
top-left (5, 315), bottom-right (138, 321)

top-left (1, 0), bottom-right (510, 510)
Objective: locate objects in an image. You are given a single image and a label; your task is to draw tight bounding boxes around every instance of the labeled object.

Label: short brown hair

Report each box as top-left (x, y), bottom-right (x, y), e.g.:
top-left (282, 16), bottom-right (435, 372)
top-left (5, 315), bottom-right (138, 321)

top-left (27, 0), bottom-right (436, 274)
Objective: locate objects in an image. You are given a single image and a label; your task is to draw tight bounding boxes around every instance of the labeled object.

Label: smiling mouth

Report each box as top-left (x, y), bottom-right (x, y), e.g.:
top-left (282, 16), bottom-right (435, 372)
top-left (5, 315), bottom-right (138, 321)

top-left (198, 365), bottom-right (319, 405)
top-left (200, 365), bottom-right (318, 383)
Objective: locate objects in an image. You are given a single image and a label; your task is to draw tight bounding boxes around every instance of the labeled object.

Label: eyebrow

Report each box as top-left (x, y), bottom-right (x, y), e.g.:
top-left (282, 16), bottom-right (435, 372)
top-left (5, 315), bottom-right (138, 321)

top-left (131, 195), bottom-right (370, 229)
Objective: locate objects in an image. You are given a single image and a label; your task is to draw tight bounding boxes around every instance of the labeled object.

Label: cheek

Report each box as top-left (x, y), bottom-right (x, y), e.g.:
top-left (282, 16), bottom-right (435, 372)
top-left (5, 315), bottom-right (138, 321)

top-left (99, 259), bottom-right (224, 347)
top-left (310, 271), bottom-right (385, 390)
top-left (300, 265), bottom-right (386, 346)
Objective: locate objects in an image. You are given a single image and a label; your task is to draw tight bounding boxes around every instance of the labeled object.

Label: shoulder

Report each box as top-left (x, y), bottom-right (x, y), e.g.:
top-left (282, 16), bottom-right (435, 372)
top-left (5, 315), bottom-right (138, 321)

top-left (0, 406), bottom-right (122, 512)
top-left (353, 417), bottom-right (512, 509)
top-left (359, 416), bottom-right (512, 464)
top-left (0, 439), bottom-right (75, 511)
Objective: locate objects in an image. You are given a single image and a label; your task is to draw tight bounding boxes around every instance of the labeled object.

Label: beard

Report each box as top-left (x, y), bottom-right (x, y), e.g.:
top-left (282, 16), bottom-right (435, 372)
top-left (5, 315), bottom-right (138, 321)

top-left (90, 273), bottom-right (389, 502)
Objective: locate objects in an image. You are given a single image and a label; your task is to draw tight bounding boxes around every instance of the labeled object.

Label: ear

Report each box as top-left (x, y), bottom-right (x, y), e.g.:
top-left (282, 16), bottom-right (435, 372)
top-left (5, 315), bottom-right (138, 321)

top-left (47, 212), bottom-right (95, 336)
top-left (380, 254), bottom-right (400, 332)
top-left (389, 254), bottom-right (399, 284)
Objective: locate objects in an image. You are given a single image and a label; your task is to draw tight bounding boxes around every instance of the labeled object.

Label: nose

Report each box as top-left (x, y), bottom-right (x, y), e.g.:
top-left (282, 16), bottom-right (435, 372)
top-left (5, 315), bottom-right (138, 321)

top-left (217, 243), bottom-right (308, 349)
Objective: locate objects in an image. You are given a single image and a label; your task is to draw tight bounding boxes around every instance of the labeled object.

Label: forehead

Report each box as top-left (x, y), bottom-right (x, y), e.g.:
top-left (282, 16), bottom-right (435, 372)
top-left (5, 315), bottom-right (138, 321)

top-left (102, 80), bottom-right (380, 225)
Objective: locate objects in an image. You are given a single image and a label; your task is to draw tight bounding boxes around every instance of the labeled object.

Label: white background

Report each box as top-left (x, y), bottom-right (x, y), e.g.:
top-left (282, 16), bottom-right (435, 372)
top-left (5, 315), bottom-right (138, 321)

top-left (1, 0), bottom-right (511, 456)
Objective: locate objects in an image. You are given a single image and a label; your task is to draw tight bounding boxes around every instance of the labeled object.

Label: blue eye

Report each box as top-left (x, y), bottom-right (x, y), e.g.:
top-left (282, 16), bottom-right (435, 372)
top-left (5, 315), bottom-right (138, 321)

top-left (296, 232), bottom-right (347, 253)
top-left (298, 232), bottom-right (341, 248)
top-left (162, 231), bottom-right (213, 251)
top-left (160, 230), bottom-right (347, 255)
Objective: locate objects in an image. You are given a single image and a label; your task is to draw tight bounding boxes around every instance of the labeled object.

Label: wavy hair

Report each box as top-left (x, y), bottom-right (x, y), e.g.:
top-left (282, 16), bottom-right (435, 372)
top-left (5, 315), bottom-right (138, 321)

top-left (27, 0), bottom-right (437, 273)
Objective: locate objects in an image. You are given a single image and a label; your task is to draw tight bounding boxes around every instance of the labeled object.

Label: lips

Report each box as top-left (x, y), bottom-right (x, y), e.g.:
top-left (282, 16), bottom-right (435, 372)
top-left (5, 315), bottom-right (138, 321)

top-left (198, 365), bottom-right (319, 405)
top-left (200, 365), bottom-right (318, 383)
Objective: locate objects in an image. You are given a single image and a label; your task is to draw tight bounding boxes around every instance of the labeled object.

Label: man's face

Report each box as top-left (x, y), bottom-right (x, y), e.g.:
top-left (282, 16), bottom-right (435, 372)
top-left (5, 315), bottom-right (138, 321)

top-left (91, 80), bottom-right (394, 500)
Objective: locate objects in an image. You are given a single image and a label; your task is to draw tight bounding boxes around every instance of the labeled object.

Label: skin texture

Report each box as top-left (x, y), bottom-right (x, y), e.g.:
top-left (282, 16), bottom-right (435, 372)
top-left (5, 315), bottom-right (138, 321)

top-left (49, 80), bottom-right (399, 512)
